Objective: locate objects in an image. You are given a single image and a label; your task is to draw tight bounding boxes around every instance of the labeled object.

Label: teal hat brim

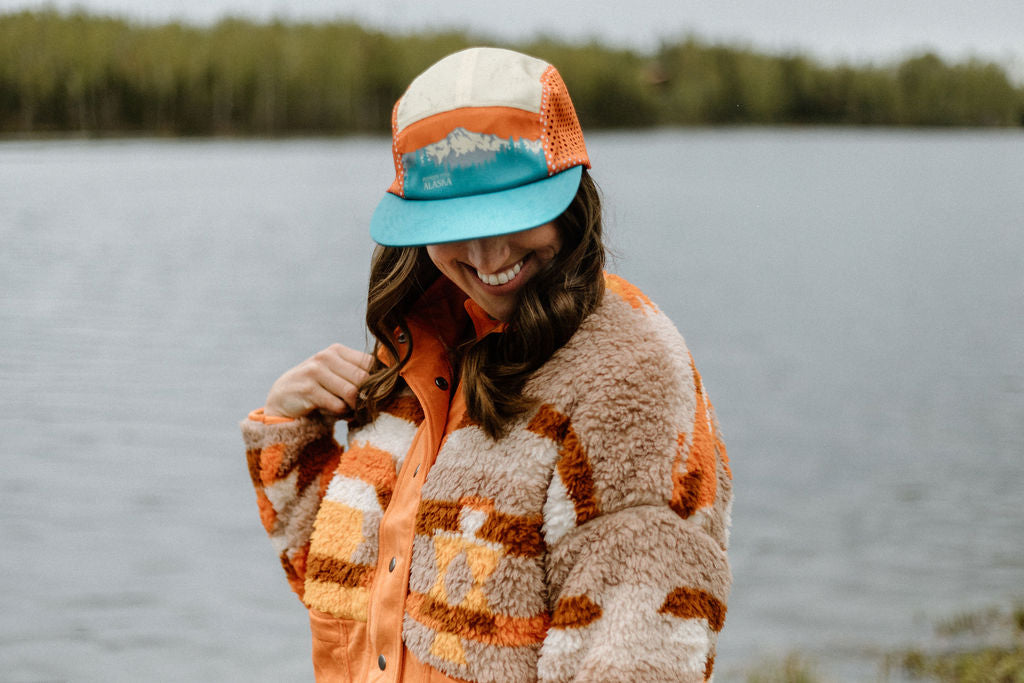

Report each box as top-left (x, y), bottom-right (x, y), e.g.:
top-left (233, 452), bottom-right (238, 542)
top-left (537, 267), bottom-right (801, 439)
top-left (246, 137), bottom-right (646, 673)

top-left (370, 165), bottom-right (583, 247)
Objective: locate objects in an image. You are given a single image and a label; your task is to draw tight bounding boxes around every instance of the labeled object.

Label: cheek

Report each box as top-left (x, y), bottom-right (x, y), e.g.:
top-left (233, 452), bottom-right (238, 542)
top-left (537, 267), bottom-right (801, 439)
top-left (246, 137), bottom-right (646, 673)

top-left (425, 244), bottom-right (475, 296)
top-left (425, 244), bottom-right (456, 275)
top-left (532, 230), bottom-right (562, 263)
top-left (540, 241), bottom-right (561, 261)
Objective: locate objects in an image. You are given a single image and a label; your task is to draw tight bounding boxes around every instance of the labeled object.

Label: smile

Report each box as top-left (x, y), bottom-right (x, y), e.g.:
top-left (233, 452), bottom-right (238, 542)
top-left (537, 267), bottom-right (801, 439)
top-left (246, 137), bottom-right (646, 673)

top-left (475, 258), bottom-right (524, 286)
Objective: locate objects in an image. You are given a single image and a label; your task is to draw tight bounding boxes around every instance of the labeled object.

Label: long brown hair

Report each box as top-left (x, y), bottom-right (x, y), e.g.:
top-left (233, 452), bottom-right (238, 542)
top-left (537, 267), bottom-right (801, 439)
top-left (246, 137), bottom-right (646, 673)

top-left (353, 169), bottom-right (605, 438)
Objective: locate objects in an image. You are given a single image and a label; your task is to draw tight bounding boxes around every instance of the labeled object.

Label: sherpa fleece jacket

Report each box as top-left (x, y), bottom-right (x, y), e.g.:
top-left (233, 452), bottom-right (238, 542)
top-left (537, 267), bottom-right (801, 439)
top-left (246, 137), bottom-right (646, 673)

top-left (241, 273), bottom-right (732, 683)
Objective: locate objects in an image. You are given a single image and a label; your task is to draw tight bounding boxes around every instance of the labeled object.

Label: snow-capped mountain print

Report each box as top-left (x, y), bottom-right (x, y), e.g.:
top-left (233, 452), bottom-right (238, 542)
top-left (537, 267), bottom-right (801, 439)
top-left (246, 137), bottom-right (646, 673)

top-left (416, 127), bottom-right (544, 168)
top-left (401, 126), bottom-right (549, 199)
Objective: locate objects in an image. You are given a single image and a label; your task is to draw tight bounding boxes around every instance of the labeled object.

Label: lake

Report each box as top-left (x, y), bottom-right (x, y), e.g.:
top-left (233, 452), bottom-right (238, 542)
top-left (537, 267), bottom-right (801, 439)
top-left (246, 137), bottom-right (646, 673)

top-left (1, 129), bottom-right (1022, 681)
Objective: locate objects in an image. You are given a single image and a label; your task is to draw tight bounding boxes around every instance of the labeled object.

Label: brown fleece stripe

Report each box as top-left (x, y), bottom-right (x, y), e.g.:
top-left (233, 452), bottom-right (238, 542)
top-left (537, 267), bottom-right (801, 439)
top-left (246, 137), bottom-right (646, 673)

top-left (296, 434), bottom-right (341, 493)
top-left (306, 553), bottom-right (375, 588)
top-left (381, 392), bottom-right (425, 425)
top-left (477, 511), bottom-right (545, 557)
top-left (406, 592), bottom-right (549, 647)
top-left (292, 545), bottom-right (309, 577)
top-left (415, 499), bottom-right (462, 536)
top-left (558, 428), bottom-right (600, 525)
top-left (551, 594), bottom-right (602, 629)
top-left (670, 460), bottom-right (702, 520)
top-left (658, 587), bottom-right (726, 632)
top-left (422, 593), bottom-right (496, 634)
top-left (688, 390), bottom-right (718, 510)
top-left (704, 654), bottom-right (715, 681)
top-left (671, 371), bottom-right (720, 520)
top-left (279, 551), bottom-right (300, 584)
top-left (528, 405), bottom-right (600, 525)
top-left (527, 404), bottom-right (570, 441)
top-left (245, 448), bottom-right (262, 487)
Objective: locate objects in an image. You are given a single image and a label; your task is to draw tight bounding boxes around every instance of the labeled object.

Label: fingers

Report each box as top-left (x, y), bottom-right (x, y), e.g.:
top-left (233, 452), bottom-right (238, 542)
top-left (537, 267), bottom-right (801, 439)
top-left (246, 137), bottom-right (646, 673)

top-left (264, 343), bottom-right (374, 419)
top-left (316, 345), bottom-right (373, 384)
top-left (328, 343), bottom-right (374, 373)
top-left (308, 361), bottom-right (363, 413)
top-left (314, 345), bottom-right (371, 406)
top-left (305, 381), bottom-right (351, 416)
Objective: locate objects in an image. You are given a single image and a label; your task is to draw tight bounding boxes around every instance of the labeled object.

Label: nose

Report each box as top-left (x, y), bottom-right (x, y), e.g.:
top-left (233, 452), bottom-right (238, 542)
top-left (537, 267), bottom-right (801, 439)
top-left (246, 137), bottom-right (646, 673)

top-left (465, 236), bottom-right (510, 274)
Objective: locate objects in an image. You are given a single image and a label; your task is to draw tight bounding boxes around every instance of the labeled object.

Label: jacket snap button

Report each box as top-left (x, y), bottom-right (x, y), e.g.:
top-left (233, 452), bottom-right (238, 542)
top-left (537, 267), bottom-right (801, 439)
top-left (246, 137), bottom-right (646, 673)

top-left (378, 654), bottom-right (386, 671)
top-left (388, 557), bottom-right (396, 572)
top-left (434, 376), bottom-right (449, 391)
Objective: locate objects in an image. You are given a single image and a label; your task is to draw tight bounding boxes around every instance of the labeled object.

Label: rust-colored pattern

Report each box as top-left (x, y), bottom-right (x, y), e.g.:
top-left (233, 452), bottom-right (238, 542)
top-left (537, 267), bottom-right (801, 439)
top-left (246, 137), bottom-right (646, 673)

top-left (658, 586), bottom-right (727, 632)
top-left (528, 405), bottom-right (600, 526)
top-left (241, 273), bottom-right (732, 682)
top-left (240, 415), bottom-right (343, 600)
top-left (604, 272), bottom-right (657, 312)
top-left (407, 491), bottom-right (550, 676)
top-left (550, 595), bottom-right (602, 629)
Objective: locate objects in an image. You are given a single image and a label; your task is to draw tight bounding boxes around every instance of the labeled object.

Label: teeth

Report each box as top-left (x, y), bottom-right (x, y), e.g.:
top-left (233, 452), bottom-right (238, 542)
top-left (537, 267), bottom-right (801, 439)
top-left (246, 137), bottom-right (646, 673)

top-left (477, 260), bottom-right (522, 286)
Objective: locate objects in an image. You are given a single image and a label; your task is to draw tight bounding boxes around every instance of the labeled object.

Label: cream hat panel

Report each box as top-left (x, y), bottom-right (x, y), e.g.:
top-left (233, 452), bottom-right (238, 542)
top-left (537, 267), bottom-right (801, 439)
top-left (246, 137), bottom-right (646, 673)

top-left (395, 47), bottom-right (550, 131)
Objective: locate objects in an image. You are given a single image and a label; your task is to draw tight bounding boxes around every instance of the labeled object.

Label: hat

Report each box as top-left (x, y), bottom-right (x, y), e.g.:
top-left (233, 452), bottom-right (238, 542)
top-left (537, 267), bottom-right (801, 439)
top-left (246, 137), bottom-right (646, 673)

top-left (370, 47), bottom-right (590, 247)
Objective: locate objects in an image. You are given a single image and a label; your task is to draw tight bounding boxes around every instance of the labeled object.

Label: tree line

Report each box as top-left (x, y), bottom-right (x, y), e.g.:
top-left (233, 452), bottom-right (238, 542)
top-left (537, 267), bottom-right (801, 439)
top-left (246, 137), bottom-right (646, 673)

top-left (2, 9), bottom-right (1022, 135)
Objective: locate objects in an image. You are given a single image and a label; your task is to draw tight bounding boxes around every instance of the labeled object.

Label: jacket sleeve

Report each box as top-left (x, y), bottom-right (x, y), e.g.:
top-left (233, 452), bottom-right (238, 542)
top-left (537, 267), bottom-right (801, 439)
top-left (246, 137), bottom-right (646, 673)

top-left (240, 409), bottom-right (344, 599)
top-left (535, 353), bottom-right (732, 683)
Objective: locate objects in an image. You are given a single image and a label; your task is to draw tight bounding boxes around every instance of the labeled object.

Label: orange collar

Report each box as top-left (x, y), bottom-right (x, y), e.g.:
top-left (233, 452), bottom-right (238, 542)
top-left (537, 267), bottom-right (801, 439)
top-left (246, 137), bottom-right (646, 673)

top-left (378, 276), bottom-right (507, 367)
top-left (463, 296), bottom-right (507, 339)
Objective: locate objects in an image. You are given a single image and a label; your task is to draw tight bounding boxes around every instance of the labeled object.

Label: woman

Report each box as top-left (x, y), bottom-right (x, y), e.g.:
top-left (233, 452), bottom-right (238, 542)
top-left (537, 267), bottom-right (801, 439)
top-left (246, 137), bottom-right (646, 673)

top-left (242, 47), bottom-right (731, 682)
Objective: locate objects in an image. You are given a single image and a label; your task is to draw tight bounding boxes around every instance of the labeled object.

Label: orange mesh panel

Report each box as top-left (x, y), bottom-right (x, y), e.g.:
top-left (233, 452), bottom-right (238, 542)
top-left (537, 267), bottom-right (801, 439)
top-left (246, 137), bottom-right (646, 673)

top-left (540, 66), bottom-right (590, 174)
top-left (388, 98), bottom-right (406, 196)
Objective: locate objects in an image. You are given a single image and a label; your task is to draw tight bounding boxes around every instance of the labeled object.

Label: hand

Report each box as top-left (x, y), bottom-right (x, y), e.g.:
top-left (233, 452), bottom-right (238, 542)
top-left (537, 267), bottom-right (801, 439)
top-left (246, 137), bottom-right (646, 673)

top-left (264, 344), bottom-right (373, 419)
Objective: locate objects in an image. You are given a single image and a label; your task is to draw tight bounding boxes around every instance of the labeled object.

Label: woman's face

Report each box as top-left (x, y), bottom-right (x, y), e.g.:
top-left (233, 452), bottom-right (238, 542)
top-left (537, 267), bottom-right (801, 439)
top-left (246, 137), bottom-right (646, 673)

top-left (426, 221), bottom-right (562, 321)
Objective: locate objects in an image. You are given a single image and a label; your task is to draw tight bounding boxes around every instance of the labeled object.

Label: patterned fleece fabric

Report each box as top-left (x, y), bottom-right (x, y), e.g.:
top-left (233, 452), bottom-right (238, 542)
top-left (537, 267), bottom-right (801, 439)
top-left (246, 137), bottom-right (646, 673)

top-left (242, 273), bottom-right (732, 682)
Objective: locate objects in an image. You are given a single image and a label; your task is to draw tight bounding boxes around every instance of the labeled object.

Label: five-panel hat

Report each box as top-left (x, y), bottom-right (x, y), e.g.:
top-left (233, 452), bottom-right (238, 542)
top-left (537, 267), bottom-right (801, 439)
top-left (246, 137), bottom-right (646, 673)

top-left (370, 47), bottom-right (591, 247)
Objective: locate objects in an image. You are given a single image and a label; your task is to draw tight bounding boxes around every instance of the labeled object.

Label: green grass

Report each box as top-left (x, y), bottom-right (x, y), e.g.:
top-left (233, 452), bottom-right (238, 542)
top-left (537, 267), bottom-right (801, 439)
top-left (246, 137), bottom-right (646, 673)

top-left (745, 653), bottom-right (822, 683)
top-left (897, 647), bottom-right (1024, 682)
top-left (888, 603), bottom-right (1024, 682)
top-left (734, 603), bottom-right (1024, 683)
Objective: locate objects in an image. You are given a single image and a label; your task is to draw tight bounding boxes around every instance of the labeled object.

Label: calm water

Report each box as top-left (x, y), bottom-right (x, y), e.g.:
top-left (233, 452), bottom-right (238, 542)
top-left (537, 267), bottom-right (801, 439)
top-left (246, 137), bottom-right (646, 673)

top-left (2, 130), bottom-right (1022, 681)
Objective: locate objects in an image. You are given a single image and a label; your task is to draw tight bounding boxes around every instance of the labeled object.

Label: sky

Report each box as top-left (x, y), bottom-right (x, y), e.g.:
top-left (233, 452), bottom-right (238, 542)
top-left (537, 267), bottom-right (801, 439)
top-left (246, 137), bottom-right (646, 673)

top-left (5, 0), bottom-right (1024, 72)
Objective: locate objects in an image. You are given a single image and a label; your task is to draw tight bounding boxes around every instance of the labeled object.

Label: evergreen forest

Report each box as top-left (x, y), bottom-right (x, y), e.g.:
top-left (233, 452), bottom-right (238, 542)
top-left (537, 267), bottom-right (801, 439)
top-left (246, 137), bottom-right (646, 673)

top-left (2, 10), bottom-right (1022, 136)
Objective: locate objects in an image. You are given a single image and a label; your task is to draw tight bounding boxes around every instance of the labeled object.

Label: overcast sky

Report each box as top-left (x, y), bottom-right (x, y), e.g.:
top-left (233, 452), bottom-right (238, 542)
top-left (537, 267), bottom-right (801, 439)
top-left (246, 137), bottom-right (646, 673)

top-left (6, 0), bottom-right (1024, 71)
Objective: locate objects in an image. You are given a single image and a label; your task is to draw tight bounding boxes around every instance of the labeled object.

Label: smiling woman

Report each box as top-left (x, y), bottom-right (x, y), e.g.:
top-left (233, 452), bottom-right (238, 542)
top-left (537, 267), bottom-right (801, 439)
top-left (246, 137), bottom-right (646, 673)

top-left (425, 221), bottom-right (562, 321)
top-left (241, 46), bottom-right (732, 682)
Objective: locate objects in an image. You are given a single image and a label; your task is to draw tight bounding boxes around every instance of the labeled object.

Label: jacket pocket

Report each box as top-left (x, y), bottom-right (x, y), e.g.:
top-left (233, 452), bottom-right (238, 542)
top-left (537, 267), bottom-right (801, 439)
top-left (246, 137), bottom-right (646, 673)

top-left (309, 607), bottom-right (351, 681)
